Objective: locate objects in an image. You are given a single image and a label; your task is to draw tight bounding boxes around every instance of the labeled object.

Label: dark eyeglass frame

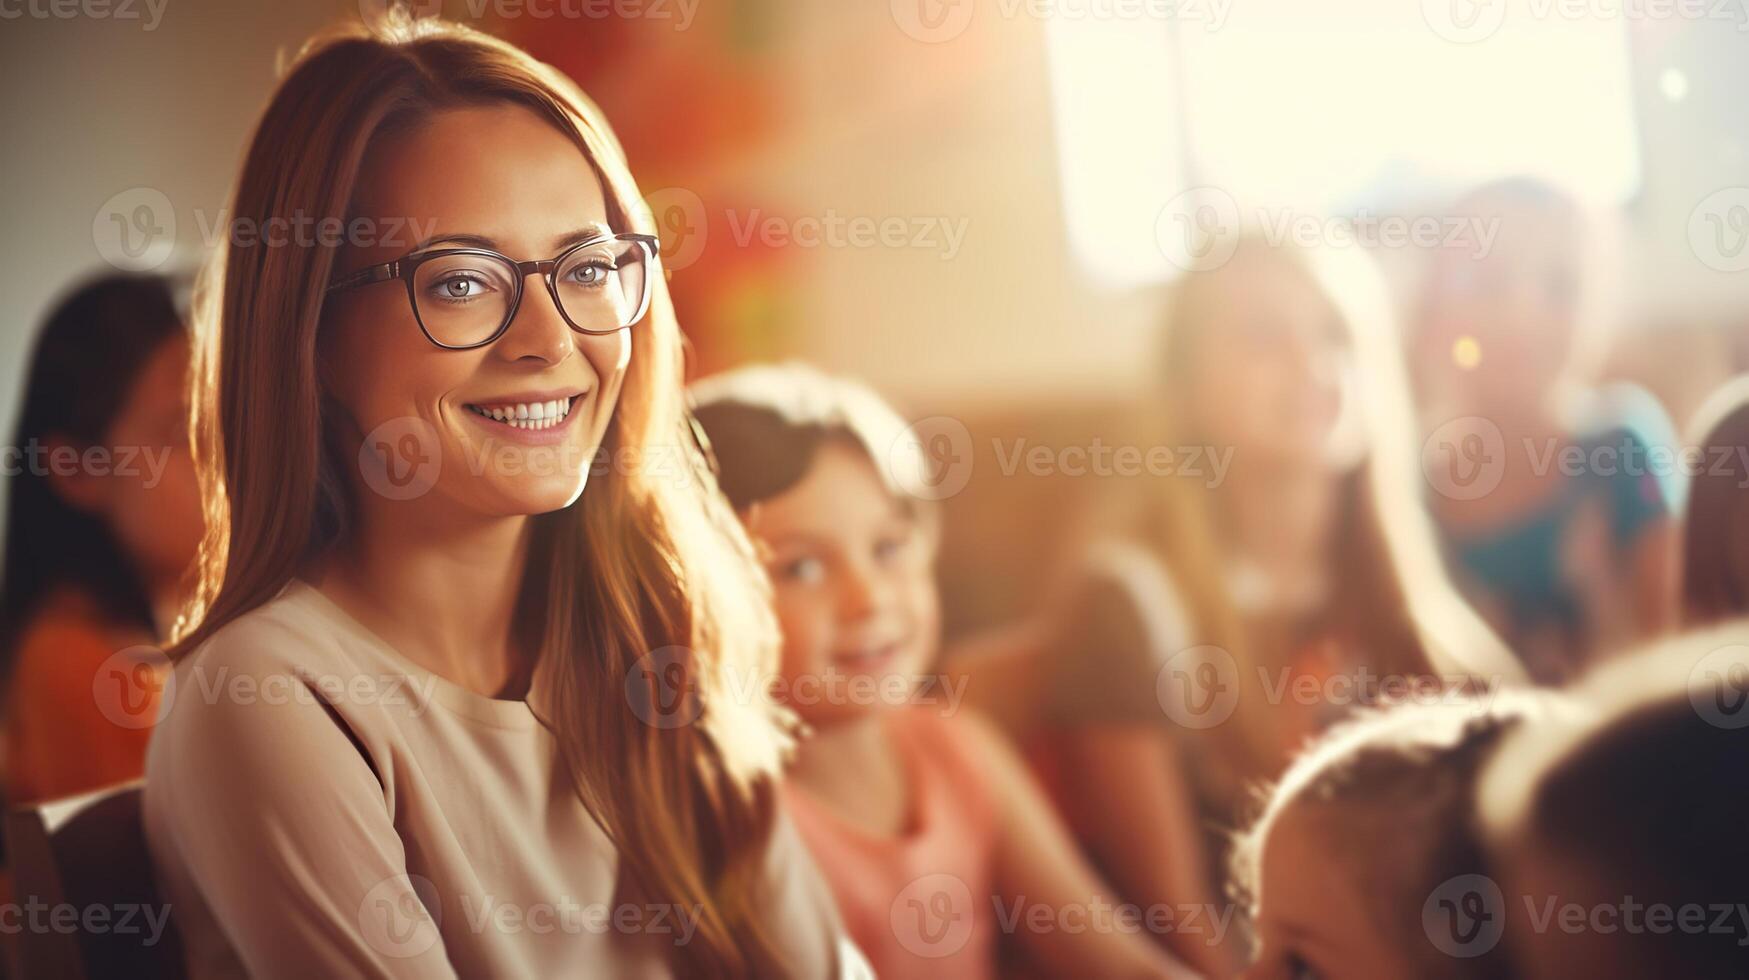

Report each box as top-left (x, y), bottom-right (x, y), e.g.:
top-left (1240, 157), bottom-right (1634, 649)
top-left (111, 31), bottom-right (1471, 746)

top-left (325, 232), bottom-right (661, 350)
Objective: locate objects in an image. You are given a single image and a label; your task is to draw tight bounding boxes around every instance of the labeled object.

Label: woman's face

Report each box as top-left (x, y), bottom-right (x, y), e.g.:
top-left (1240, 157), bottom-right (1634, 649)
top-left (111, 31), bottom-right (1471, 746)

top-left (745, 440), bottom-right (940, 729)
top-left (1176, 255), bottom-right (1352, 470)
top-left (323, 104), bottom-right (631, 519)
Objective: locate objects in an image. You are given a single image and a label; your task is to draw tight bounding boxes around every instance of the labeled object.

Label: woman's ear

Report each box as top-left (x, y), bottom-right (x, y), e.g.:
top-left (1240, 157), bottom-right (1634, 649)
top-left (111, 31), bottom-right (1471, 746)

top-left (40, 433), bottom-right (110, 514)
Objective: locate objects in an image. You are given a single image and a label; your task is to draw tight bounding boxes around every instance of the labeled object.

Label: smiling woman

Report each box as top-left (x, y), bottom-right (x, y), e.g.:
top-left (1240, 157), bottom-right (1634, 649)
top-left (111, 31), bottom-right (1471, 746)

top-left (142, 12), bottom-right (864, 979)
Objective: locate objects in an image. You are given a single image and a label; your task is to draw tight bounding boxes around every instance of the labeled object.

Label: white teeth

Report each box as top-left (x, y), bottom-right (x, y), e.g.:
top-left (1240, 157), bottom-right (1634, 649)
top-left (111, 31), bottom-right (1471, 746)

top-left (468, 397), bottom-right (573, 429)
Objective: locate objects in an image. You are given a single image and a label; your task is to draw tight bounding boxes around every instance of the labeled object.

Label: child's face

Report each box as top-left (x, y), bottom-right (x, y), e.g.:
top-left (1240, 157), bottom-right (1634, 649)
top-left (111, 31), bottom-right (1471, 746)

top-left (745, 438), bottom-right (940, 728)
top-left (1245, 800), bottom-right (1422, 980)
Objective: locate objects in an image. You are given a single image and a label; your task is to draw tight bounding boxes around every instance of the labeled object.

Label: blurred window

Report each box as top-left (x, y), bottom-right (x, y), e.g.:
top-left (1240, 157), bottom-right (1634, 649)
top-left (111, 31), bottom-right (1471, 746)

top-left (1047, 0), bottom-right (1641, 286)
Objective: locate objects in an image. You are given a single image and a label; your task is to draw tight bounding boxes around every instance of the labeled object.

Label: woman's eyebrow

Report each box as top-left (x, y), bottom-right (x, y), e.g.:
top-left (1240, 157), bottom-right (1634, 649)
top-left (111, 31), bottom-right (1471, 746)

top-left (407, 232), bottom-right (499, 252)
top-left (404, 225), bottom-right (616, 255)
top-left (550, 224), bottom-right (614, 250)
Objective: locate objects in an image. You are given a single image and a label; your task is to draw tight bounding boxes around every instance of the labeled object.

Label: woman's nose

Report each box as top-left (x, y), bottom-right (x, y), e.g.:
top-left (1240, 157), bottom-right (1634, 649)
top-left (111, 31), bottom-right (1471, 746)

top-left (493, 281), bottom-right (575, 365)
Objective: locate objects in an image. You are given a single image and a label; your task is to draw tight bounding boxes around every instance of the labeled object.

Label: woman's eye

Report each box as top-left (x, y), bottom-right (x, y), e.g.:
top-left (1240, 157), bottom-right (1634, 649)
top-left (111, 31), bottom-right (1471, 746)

top-left (431, 274), bottom-right (492, 302)
top-left (566, 261), bottom-right (611, 286)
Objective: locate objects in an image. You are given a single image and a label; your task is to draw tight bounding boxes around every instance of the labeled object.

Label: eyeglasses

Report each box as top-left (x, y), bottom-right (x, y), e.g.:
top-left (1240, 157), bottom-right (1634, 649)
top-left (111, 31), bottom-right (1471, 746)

top-left (326, 233), bottom-right (660, 350)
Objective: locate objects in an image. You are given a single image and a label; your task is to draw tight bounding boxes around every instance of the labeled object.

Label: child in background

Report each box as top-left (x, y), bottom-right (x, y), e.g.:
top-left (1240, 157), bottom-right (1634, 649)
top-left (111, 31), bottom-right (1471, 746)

top-left (1677, 377), bottom-right (1749, 625)
top-left (692, 363), bottom-right (1194, 980)
top-left (1232, 696), bottom-right (1541, 979)
top-left (1025, 236), bottom-right (1514, 970)
top-left (1411, 177), bottom-right (1677, 682)
top-left (1, 274), bottom-right (203, 804)
top-left (1478, 628), bottom-right (1749, 979)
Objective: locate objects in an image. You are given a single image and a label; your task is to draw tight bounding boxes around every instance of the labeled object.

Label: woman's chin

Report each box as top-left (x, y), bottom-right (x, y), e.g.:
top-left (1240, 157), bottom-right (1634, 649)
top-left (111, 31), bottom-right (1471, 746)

top-left (460, 476), bottom-right (591, 517)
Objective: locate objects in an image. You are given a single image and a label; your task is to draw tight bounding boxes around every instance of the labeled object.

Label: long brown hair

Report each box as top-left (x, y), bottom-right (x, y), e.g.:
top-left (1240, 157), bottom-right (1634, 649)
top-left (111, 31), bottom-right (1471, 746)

top-left (1130, 236), bottom-right (1519, 777)
top-left (171, 14), bottom-right (794, 976)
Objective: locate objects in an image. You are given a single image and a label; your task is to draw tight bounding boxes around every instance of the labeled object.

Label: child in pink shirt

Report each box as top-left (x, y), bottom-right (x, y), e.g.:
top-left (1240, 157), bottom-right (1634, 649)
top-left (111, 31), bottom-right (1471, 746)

top-left (692, 364), bottom-right (1198, 979)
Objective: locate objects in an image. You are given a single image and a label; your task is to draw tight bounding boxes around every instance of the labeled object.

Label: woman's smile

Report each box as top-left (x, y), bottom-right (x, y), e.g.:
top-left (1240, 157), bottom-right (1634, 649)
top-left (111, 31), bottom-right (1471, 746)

top-left (460, 388), bottom-right (590, 445)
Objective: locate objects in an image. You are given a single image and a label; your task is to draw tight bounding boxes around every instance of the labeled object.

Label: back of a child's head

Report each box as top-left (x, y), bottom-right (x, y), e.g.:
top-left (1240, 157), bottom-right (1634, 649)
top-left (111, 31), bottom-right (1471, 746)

top-left (1681, 378), bottom-right (1749, 625)
top-left (1480, 629), bottom-right (1749, 978)
top-left (1235, 696), bottom-right (1539, 978)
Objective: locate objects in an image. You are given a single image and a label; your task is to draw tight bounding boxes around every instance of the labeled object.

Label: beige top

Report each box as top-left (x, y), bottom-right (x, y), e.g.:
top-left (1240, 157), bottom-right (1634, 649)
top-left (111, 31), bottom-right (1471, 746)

top-left (144, 581), bottom-right (865, 979)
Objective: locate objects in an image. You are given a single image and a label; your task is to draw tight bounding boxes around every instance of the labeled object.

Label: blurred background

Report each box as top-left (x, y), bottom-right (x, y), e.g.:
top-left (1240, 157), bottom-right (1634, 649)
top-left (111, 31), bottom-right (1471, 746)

top-left (3, 0), bottom-right (1748, 640)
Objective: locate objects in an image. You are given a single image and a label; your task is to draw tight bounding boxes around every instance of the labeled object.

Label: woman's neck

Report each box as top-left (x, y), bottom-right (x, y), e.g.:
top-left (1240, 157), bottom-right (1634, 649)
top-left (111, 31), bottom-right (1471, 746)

top-left (319, 498), bottom-right (534, 698)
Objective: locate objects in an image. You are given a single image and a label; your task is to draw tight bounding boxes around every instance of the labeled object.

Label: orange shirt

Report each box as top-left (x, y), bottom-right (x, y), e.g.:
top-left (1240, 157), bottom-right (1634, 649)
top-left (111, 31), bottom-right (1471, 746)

top-left (3, 590), bottom-right (162, 804)
top-left (784, 707), bottom-right (1000, 980)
